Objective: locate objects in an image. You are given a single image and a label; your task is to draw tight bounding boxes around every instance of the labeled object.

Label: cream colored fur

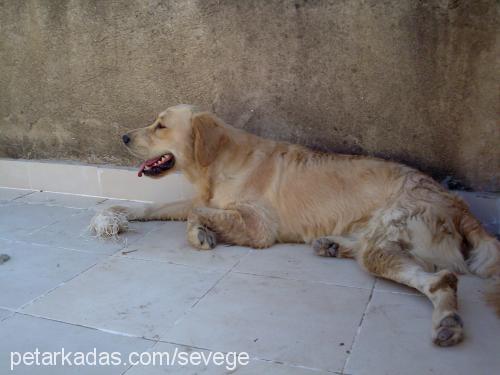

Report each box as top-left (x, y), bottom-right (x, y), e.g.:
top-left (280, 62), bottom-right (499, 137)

top-left (91, 104), bottom-right (500, 346)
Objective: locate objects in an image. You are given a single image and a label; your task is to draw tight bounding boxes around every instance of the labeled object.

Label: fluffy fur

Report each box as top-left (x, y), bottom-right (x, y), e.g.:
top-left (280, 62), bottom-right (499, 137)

top-left (89, 207), bottom-right (129, 238)
top-left (92, 104), bottom-right (500, 346)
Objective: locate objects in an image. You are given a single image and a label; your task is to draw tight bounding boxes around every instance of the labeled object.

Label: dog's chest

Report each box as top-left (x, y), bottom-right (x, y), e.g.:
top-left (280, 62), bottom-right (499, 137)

top-left (209, 172), bottom-right (245, 208)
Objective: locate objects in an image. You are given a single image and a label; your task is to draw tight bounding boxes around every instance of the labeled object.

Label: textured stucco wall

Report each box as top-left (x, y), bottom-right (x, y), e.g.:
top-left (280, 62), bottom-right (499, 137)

top-left (0, 0), bottom-right (498, 191)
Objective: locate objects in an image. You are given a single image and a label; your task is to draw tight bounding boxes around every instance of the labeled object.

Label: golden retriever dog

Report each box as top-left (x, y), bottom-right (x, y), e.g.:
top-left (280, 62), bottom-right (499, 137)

top-left (91, 104), bottom-right (500, 347)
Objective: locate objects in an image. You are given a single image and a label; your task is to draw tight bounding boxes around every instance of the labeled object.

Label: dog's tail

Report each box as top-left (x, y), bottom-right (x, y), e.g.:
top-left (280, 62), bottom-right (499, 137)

top-left (459, 212), bottom-right (500, 316)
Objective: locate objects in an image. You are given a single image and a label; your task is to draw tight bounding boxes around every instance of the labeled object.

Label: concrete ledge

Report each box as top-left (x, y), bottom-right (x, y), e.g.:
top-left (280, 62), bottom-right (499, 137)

top-left (0, 159), bottom-right (195, 203)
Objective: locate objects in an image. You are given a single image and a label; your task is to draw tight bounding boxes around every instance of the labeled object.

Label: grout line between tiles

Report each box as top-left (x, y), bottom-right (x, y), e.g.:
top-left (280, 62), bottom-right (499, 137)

top-left (152, 336), bottom-right (344, 374)
top-left (10, 190), bottom-right (37, 201)
top-left (0, 236), bottom-right (116, 256)
top-left (3, 308), bottom-right (345, 375)
top-left (0, 310), bottom-right (15, 322)
top-left (15, 245), bottom-right (418, 298)
top-left (248, 356), bottom-right (346, 374)
top-left (0, 210), bottom-right (163, 256)
top-left (13, 206), bottom-right (87, 238)
top-left (190, 249), bottom-right (254, 310)
top-left (2, 308), bottom-right (347, 374)
top-left (189, 268), bottom-right (233, 310)
top-left (6, 226), bottom-right (380, 292)
top-left (120, 338), bottom-right (159, 375)
top-left (9, 310), bottom-right (157, 342)
top-left (15, 232), bottom-right (165, 312)
top-left (119, 353), bottom-right (146, 375)
top-left (150, 339), bottom-right (217, 354)
top-left (1, 221), bottom-right (173, 319)
top-left (116, 253), bottom-right (240, 272)
top-left (143, 251), bottom-right (348, 373)
top-left (166, 250), bottom-right (251, 333)
top-left (341, 278), bottom-right (376, 374)
top-left (232, 269), bottom-right (374, 290)
top-left (110, 253), bottom-right (230, 275)
top-left (16, 261), bottom-right (105, 312)
top-left (2, 235), bottom-right (351, 374)
top-left (15, 203), bottom-right (91, 210)
top-left (120, 360), bottom-right (136, 374)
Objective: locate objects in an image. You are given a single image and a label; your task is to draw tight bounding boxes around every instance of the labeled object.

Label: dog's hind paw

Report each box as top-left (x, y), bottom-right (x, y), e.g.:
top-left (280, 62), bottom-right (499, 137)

top-left (313, 237), bottom-right (339, 257)
top-left (187, 223), bottom-right (216, 250)
top-left (89, 207), bottom-right (129, 238)
top-left (432, 312), bottom-right (464, 347)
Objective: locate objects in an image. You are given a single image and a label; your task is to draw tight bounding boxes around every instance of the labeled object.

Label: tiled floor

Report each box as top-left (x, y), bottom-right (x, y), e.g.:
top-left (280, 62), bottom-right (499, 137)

top-left (0, 187), bottom-right (498, 374)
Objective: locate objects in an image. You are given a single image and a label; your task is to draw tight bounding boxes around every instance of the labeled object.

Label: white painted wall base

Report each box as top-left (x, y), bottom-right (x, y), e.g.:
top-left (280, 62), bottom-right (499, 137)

top-left (0, 158), bottom-right (195, 203)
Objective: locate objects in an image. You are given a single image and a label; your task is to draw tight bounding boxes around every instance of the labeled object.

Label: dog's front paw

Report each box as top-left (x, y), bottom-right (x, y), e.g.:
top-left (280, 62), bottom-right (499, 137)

top-left (187, 222), bottom-right (216, 250)
top-left (89, 206), bottom-right (129, 238)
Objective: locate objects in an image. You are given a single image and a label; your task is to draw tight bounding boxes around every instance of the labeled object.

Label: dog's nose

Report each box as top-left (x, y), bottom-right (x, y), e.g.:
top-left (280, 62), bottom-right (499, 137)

top-left (122, 134), bottom-right (131, 145)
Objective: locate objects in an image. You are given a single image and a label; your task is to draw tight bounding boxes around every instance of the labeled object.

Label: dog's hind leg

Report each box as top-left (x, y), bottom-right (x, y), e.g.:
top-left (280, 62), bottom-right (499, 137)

top-left (359, 239), bottom-right (464, 347)
top-left (187, 204), bottom-right (277, 250)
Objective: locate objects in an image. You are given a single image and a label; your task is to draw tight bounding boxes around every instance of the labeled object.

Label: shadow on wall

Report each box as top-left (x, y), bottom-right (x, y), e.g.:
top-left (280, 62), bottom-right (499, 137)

top-left (0, 0), bottom-right (498, 191)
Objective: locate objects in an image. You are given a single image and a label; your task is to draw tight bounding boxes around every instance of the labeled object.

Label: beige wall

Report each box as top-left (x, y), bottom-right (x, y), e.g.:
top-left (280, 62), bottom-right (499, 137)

top-left (0, 0), bottom-right (498, 191)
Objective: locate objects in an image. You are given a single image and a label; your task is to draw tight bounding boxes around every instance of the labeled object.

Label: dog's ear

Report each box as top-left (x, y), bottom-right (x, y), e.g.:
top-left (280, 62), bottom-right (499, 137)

top-left (192, 113), bottom-right (228, 167)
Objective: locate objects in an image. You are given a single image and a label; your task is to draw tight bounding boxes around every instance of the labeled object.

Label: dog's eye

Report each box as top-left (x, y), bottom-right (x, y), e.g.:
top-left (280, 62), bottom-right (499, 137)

top-left (156, 123), bottom-right (166, 130)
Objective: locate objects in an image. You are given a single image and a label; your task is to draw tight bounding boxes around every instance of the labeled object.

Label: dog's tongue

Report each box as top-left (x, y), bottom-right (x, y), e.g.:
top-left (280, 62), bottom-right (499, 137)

top-left (137, 156), bottom-right (162, 177)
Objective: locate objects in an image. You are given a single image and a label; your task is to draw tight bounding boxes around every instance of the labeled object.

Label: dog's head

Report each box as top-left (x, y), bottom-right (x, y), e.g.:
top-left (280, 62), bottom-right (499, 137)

top-left (122, 104), bottom-right (229, 178)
